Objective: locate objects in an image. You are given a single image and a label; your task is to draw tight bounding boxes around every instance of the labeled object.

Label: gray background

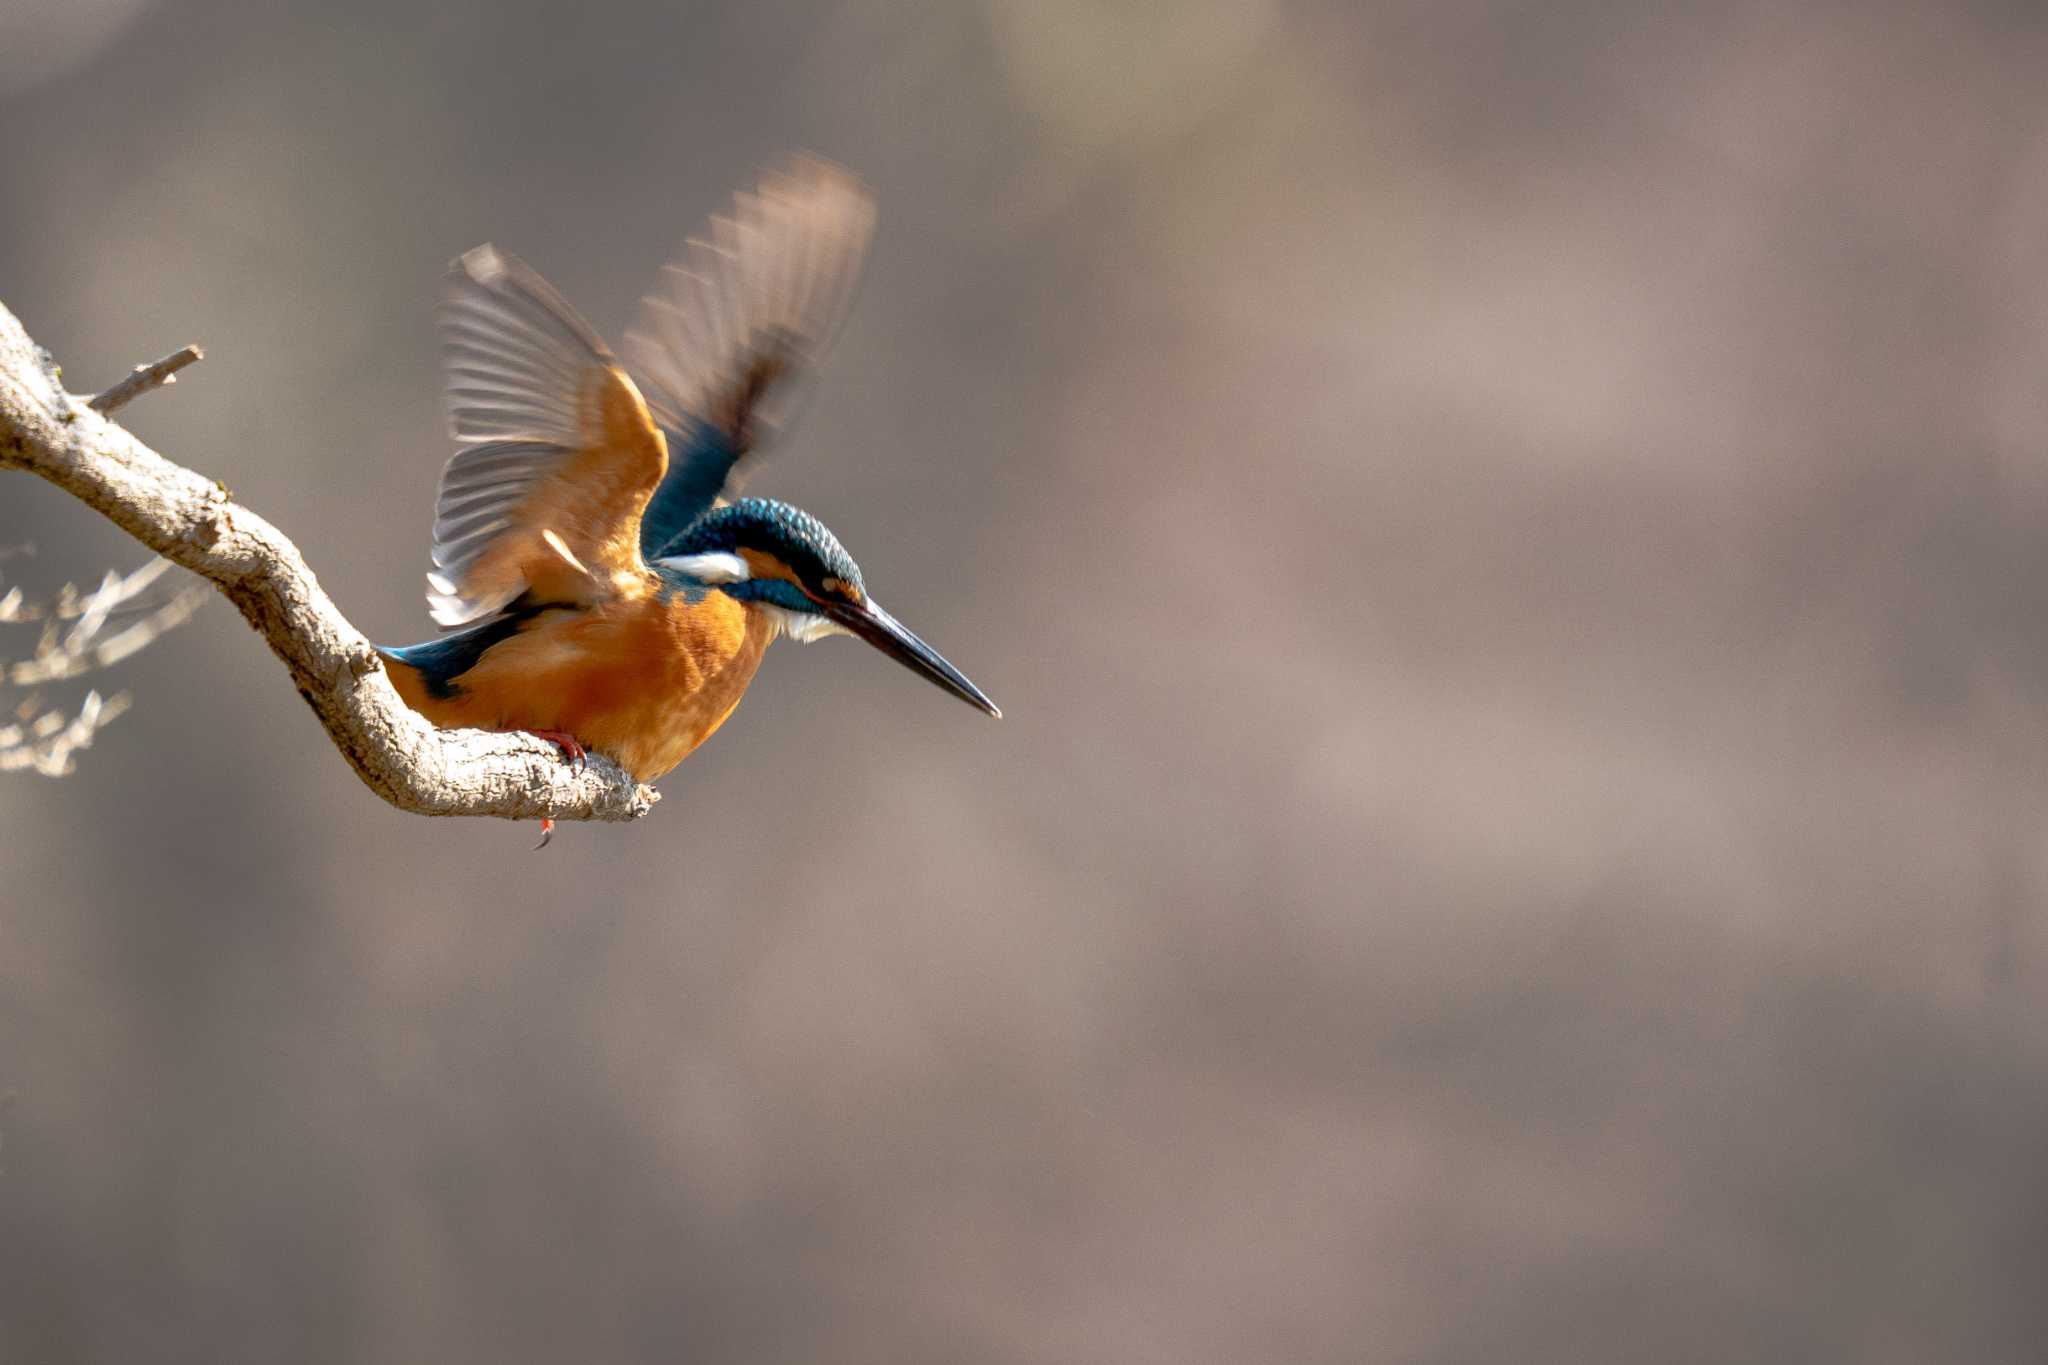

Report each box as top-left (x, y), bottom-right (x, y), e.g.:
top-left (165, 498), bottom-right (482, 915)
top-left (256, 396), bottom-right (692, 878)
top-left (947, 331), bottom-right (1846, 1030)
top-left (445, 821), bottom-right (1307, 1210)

top-left (6, 1), bottom-right (2048, 1360)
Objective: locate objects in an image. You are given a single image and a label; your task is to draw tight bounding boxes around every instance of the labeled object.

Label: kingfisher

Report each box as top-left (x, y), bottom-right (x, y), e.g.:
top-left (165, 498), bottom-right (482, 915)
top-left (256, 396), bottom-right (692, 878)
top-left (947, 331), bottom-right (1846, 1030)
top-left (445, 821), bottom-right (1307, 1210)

top-left (376, 156), bottom-right (1000, 845)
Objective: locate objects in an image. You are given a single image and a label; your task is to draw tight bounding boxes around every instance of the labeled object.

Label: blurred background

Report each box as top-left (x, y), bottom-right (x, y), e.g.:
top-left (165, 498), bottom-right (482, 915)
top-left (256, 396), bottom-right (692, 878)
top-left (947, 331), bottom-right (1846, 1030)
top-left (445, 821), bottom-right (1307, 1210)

top-left (6, 1), bottom-right (2048, 1359)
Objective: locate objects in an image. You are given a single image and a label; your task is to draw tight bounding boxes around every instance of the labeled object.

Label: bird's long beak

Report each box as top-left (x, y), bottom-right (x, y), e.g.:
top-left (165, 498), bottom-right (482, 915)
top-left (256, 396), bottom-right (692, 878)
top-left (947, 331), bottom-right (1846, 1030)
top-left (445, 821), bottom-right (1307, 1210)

top-left (824, 598), bottom-right (1002, 718)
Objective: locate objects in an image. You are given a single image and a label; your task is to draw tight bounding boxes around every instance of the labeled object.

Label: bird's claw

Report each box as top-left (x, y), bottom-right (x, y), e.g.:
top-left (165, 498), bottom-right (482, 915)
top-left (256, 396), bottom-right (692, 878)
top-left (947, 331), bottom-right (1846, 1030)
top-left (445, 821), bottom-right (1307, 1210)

top-left (505, 730), bottom-right (585, 850)
top-left (516, 728), bottom-right (587, 773)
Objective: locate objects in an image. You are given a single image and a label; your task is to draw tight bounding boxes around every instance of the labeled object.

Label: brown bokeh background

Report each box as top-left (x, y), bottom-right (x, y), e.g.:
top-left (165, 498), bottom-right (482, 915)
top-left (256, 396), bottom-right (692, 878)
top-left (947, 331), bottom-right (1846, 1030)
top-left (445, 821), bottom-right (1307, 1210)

top-left (7, 2), bottom-right (2048, 1360)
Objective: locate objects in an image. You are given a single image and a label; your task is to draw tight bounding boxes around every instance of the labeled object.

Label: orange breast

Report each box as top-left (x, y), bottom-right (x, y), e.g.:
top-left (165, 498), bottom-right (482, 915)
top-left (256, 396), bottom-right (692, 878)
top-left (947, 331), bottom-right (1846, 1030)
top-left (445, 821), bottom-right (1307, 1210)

top-left (386, 587), bottom-right (776, 781)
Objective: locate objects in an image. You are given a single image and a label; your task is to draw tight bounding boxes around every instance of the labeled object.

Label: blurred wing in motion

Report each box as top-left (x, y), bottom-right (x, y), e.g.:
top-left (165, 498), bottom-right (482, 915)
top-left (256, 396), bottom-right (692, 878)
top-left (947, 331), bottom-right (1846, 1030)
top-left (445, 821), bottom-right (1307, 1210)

top-left (428, 245), bottom-right (667, 628)
top-left (623, 155), bottom-right (877, 558)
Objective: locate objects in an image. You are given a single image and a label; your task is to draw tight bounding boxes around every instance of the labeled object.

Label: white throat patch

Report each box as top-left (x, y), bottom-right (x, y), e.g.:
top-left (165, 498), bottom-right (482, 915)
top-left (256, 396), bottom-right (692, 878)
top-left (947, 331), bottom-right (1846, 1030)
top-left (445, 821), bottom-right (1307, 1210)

top-left (757, 603), bottom-right (850, 643)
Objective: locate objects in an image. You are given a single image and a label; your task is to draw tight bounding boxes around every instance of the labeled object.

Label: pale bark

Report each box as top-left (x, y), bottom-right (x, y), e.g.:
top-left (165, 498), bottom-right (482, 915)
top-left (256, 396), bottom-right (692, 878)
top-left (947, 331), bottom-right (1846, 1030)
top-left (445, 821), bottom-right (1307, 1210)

top-left (0, 297), bottom-right (658, 824)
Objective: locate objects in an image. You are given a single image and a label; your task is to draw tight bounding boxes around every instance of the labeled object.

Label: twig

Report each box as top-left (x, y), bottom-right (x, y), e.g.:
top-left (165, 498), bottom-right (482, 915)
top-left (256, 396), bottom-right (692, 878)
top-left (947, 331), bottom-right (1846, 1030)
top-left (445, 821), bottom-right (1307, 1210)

top-left (0, 688), bottom-right (131, 776)
top-left (7, 568), bottom-right (209, 683)
top-left (88, 345), bottom-right (204, 414)
top-left (0, 299), bottom-right (658, 824)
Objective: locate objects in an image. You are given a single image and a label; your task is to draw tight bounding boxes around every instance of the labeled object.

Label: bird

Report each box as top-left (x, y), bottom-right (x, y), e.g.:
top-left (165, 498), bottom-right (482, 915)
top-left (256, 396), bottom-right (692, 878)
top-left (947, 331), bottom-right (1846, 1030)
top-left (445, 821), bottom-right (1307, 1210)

top-left (375, 155), bottom-right (1000, 845)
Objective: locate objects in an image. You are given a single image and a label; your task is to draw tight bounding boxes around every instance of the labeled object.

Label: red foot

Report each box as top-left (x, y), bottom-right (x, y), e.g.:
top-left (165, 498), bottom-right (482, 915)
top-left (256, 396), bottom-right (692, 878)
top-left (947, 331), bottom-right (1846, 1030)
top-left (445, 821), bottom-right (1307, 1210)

top-left (509, 728), bottom-right (587, 772)
top-left (502, 729), bottom-right (585, 851)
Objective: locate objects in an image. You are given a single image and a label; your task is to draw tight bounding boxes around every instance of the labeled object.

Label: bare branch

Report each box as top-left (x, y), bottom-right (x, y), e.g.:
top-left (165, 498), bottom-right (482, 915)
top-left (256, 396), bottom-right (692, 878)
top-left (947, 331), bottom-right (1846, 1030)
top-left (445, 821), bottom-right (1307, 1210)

top-left (3, 553), bottom-right (179, 624)
top-left (0, 688), bottom-right (131, 776)
top-left (7, 568), bottom-right (209, 684)
top-left (0, 298), bottom-right (658, 824)
top-left (0, 540), bottom-right (191, 775)
top-left (88, 344), bottom-right (204, 413)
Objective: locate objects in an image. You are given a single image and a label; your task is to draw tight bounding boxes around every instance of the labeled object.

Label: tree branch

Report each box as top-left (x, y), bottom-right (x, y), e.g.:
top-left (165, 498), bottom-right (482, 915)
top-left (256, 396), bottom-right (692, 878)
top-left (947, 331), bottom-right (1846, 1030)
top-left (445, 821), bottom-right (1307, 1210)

top-left (89, 344), bottom-right (204, 414)
top-left (0, 296), bottom-right (659, 824)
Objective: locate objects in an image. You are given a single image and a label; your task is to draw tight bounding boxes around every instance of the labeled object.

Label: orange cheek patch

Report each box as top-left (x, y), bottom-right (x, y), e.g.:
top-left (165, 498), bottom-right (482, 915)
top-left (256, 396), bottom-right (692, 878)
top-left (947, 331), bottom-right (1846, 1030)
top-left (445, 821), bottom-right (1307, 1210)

top-left (738, 548), bottom-right (805, 587)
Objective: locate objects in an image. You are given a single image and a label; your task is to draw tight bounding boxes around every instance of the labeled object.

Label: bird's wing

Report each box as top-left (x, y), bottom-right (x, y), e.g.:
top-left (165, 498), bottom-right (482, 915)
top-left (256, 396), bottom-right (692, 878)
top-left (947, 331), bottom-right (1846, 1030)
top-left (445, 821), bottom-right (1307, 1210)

top-left (622, 154), bottom-right (876, 558)
top-left (426, 245), bottom-right (668, 629)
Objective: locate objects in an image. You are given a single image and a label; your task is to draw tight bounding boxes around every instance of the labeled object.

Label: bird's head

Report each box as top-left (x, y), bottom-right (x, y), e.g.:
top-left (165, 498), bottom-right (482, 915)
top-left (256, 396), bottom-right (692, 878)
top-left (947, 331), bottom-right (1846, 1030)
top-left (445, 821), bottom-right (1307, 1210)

top-left (656, 499), bottom-right (1000, 718)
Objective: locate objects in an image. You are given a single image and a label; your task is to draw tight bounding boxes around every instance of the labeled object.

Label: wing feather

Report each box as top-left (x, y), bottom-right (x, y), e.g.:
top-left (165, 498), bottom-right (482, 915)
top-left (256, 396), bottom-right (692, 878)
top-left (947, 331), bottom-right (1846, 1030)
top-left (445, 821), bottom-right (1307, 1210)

top-left (623, 154), bottom-right (877, 557)
top-left (424, 245), bottom-right (666, 629)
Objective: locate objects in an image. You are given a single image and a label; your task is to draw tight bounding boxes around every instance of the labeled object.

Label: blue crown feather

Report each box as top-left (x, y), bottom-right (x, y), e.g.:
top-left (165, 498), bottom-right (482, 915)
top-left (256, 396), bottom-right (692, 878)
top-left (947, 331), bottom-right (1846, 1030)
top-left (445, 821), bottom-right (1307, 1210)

top-left (658, 498), bottom-right (865, 597)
